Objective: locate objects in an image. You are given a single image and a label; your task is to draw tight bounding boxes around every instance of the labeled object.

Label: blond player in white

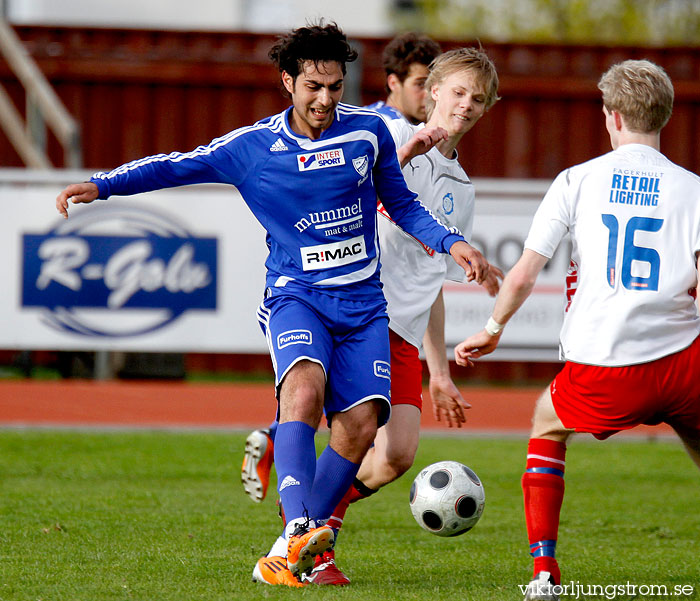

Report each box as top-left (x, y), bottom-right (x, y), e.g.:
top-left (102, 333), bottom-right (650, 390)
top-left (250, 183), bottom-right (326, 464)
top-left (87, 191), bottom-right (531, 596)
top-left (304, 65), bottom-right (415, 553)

top-left (310, 47), bottom-right (503, 581)
top-left (454, 59), bottom-right (700, 601)
top-left (365, 46), bottom-right (502, 487)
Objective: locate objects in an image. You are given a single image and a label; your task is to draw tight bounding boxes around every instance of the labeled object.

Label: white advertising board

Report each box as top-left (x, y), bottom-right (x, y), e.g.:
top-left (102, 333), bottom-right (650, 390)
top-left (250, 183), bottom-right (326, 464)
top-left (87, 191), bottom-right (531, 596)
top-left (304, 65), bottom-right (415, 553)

top-left (1, 171), bottom-right (565, 360)
top-left (2, 170), bottom-right (269, 352)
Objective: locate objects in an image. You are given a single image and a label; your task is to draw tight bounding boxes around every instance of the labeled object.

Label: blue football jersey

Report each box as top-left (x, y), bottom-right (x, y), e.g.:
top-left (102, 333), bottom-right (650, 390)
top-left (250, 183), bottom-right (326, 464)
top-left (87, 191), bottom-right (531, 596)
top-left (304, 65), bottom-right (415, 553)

top-left (91, 104), bottom-right (463, 296)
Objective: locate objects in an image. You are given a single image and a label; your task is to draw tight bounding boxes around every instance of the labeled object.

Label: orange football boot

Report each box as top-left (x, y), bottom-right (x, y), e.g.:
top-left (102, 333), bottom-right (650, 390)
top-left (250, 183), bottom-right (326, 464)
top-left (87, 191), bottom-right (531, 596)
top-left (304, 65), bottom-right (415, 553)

top-left (252, 556), bottom-right (306, 587)
top-left (241, 429), bottom-right (274, 502)
top-left (286, 523), bottom-right (335, 577)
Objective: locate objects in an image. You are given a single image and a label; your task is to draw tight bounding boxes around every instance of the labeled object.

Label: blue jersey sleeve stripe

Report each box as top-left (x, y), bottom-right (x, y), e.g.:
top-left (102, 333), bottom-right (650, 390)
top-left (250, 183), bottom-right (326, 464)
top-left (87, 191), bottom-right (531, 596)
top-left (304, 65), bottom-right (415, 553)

top-left (92, 114), bottom-right (287, 183)
top-left (92, 124), bottom-right (257, 181)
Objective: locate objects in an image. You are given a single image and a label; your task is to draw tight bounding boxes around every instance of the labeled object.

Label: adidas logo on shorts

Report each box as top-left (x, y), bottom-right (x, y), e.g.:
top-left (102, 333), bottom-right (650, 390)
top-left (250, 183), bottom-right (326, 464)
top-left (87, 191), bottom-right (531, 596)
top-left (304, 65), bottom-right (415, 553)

top-left (269, 138), bottom-right (289, 152)
top-left (279, 475), bottom-right (301, 491)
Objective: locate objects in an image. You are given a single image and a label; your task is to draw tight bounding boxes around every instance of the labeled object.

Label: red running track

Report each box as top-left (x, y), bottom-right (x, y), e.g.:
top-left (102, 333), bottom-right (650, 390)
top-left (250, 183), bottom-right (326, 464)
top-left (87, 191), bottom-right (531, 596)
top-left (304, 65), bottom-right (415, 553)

top-left (0, 380), bottom-right (672, 438)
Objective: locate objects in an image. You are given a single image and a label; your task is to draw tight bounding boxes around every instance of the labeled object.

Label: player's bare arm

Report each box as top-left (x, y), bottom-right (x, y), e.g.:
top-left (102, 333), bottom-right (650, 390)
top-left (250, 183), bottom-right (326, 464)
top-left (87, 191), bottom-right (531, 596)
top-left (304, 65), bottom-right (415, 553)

top-left (56, 182), bottom-right (99, 218)
top-left (423, 290), bottom-right (471, 428)
top-left (397, 126), bottom-right (448, 168)
top-left (449, 240), bottom-right (489, 284)
top-left (454, 249), bottom-right (547, 366)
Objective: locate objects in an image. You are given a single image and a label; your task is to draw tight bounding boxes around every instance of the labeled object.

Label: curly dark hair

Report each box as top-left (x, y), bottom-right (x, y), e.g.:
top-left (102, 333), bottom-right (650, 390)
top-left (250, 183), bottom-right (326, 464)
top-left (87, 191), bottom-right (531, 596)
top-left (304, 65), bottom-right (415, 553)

top-left (268, 21), bottom-right (358, 83)
top-left (382, 32), bottom-right (442, 94)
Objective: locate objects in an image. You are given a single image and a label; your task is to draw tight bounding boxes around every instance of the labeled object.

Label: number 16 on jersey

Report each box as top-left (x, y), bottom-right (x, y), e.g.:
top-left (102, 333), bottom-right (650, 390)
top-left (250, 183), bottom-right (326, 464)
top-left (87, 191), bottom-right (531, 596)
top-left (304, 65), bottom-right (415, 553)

top-left (601, 214), bottom-right (663, 291)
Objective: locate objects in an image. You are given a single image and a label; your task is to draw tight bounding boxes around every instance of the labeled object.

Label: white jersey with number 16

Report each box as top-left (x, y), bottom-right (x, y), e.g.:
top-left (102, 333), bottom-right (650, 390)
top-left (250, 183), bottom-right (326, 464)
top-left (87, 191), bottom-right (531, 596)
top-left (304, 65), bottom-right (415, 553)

top-left (525, 143), bottom-right (700, 367)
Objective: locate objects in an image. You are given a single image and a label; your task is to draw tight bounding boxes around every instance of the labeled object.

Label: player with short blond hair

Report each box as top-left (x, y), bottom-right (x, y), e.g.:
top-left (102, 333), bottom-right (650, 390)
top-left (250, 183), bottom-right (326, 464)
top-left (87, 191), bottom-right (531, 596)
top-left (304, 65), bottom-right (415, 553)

top-left (598, 59), bottom-right (674, 133)
top-left (423, 46), bottom-right (500, 119)
top-left (454, 59), bottom-right (700, 601)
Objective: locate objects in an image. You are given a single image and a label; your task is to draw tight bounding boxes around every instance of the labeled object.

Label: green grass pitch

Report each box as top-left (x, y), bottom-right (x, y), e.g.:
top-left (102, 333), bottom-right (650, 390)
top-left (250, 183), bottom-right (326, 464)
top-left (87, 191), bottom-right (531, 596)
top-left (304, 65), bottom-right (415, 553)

top-left (1, 430), bottom-right (698, 600)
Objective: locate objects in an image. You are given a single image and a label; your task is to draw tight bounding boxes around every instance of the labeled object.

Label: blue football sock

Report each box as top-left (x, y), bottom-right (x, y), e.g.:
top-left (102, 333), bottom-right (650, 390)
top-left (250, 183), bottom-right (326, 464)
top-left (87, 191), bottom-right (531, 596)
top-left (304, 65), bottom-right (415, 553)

top-left (309, 445), bottom-right (361, 523)
top-left (274, 421), bottom-right (316, 525)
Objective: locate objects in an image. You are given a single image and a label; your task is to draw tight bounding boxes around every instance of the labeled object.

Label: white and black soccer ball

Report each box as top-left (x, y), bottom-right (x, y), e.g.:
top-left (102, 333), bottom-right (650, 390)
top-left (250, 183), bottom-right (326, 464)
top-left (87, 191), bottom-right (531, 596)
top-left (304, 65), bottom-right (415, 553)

top-left (409, 460), bottom-right (485, 537)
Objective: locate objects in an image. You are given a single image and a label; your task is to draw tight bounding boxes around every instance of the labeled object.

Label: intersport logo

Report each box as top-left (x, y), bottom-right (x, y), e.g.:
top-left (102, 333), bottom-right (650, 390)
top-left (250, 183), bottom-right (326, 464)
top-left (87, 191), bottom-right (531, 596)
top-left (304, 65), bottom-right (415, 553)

top-left (297, 148), bottom-right (345, 171)
top-left (22, 205), bottom-right (217, 337)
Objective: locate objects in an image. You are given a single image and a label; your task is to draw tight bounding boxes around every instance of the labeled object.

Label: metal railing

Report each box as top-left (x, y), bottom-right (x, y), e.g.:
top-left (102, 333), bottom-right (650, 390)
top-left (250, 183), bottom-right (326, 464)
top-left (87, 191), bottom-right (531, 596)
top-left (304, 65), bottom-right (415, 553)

top-left (0, 19), bottom-right (82, 168)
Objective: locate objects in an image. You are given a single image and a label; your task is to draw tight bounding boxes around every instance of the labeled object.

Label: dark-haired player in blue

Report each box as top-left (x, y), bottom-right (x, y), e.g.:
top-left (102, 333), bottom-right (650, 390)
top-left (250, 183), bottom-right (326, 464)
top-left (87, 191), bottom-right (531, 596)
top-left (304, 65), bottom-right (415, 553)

top-left (56, 21), bottom-right (489, 587)
top-left (365, 31), bottom-right (442, 125)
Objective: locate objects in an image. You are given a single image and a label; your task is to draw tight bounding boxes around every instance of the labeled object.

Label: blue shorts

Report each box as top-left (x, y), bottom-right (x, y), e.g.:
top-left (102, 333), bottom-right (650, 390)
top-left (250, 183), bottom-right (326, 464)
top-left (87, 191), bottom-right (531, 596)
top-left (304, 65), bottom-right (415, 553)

top-left (257, 286), bottom-right (391, 427)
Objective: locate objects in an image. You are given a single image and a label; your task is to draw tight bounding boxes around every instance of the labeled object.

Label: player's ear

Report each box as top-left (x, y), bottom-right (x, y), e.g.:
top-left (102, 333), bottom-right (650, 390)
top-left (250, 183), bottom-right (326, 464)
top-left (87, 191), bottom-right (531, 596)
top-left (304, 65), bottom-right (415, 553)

top-left (613, 110), bottom-right (625, 132)
top-left (281, 71), bottom-right (295, 96)
top-left (430, 83), bottom-right (440, 104)
top-left (387, 73), bottom-right (401, 94)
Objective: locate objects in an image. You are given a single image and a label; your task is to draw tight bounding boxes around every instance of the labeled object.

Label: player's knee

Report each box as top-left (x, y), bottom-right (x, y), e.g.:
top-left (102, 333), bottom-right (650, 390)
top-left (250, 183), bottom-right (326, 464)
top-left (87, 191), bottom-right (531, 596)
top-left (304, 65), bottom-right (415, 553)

top-left (372, 441), bottom-right (417, 483)
top-left (385, 451), bottom-right (414, 479)
top-left (279, 388), bottom-right (324, 425)
top-left (334, 401), bottom-right (380, 447)
top-left (279, 362), bottom-right (325, 423)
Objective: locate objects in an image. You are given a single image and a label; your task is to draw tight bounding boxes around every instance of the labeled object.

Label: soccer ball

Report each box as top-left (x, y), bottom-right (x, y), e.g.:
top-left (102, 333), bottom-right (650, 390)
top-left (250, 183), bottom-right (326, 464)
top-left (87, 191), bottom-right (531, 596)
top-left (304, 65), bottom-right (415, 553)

top-left (409, 460), bottom-right (485, 537)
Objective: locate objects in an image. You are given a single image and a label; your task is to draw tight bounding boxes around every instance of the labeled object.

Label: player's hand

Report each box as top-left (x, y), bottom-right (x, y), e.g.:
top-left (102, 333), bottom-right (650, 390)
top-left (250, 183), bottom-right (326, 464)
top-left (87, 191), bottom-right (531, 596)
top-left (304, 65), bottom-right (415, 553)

top-left (449, 241), bottom-right (489, 284)
top-left (454, 329), bottom-right (501, 367)
top-left (56, 182), bottom-right (99, 218)
top-left (429, 373), bottom-right (471, 428)
top-left (397, 127), bottom-right (448, 167)
top-left (481, 263), bottom-right (504, 297)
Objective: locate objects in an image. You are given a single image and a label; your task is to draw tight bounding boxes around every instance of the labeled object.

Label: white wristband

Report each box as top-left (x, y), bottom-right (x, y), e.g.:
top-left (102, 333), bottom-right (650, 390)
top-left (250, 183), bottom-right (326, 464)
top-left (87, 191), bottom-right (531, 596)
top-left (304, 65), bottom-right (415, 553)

top-left (485, 316), bottom-right (504, 336)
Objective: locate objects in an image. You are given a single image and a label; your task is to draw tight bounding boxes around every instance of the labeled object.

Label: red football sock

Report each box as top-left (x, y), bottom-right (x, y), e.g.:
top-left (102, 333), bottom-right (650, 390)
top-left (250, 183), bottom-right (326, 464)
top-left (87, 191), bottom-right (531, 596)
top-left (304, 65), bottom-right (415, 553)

top-left (325, 478), bottom-right (375, 530)
top-left (522, 437), bottom-right (566, 585)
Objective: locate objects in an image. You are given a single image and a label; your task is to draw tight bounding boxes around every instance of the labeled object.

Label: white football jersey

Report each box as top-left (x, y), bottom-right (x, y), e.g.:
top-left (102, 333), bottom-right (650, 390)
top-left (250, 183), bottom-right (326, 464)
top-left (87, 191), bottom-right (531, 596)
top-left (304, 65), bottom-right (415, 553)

top-left (378, 119), bottom-right (475, 348)
top-left (525, 143), bottom-right (700, 366)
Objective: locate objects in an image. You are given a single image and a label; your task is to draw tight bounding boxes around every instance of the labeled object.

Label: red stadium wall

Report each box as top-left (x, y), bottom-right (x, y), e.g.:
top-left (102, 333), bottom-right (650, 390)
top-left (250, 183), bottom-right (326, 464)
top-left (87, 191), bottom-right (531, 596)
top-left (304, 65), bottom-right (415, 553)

top-left (1, 26), bottom-right (699, 177)
top-left (2, 27), bottom-right (699, 382)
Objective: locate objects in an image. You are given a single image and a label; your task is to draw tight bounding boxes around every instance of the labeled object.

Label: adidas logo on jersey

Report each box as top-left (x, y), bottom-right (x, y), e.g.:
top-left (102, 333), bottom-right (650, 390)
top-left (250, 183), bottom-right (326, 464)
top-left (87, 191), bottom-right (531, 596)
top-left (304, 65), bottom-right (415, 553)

top-left (269, 138), bottom-right (289, 152)
top-left (279, 475), bottom-right (301, 491)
